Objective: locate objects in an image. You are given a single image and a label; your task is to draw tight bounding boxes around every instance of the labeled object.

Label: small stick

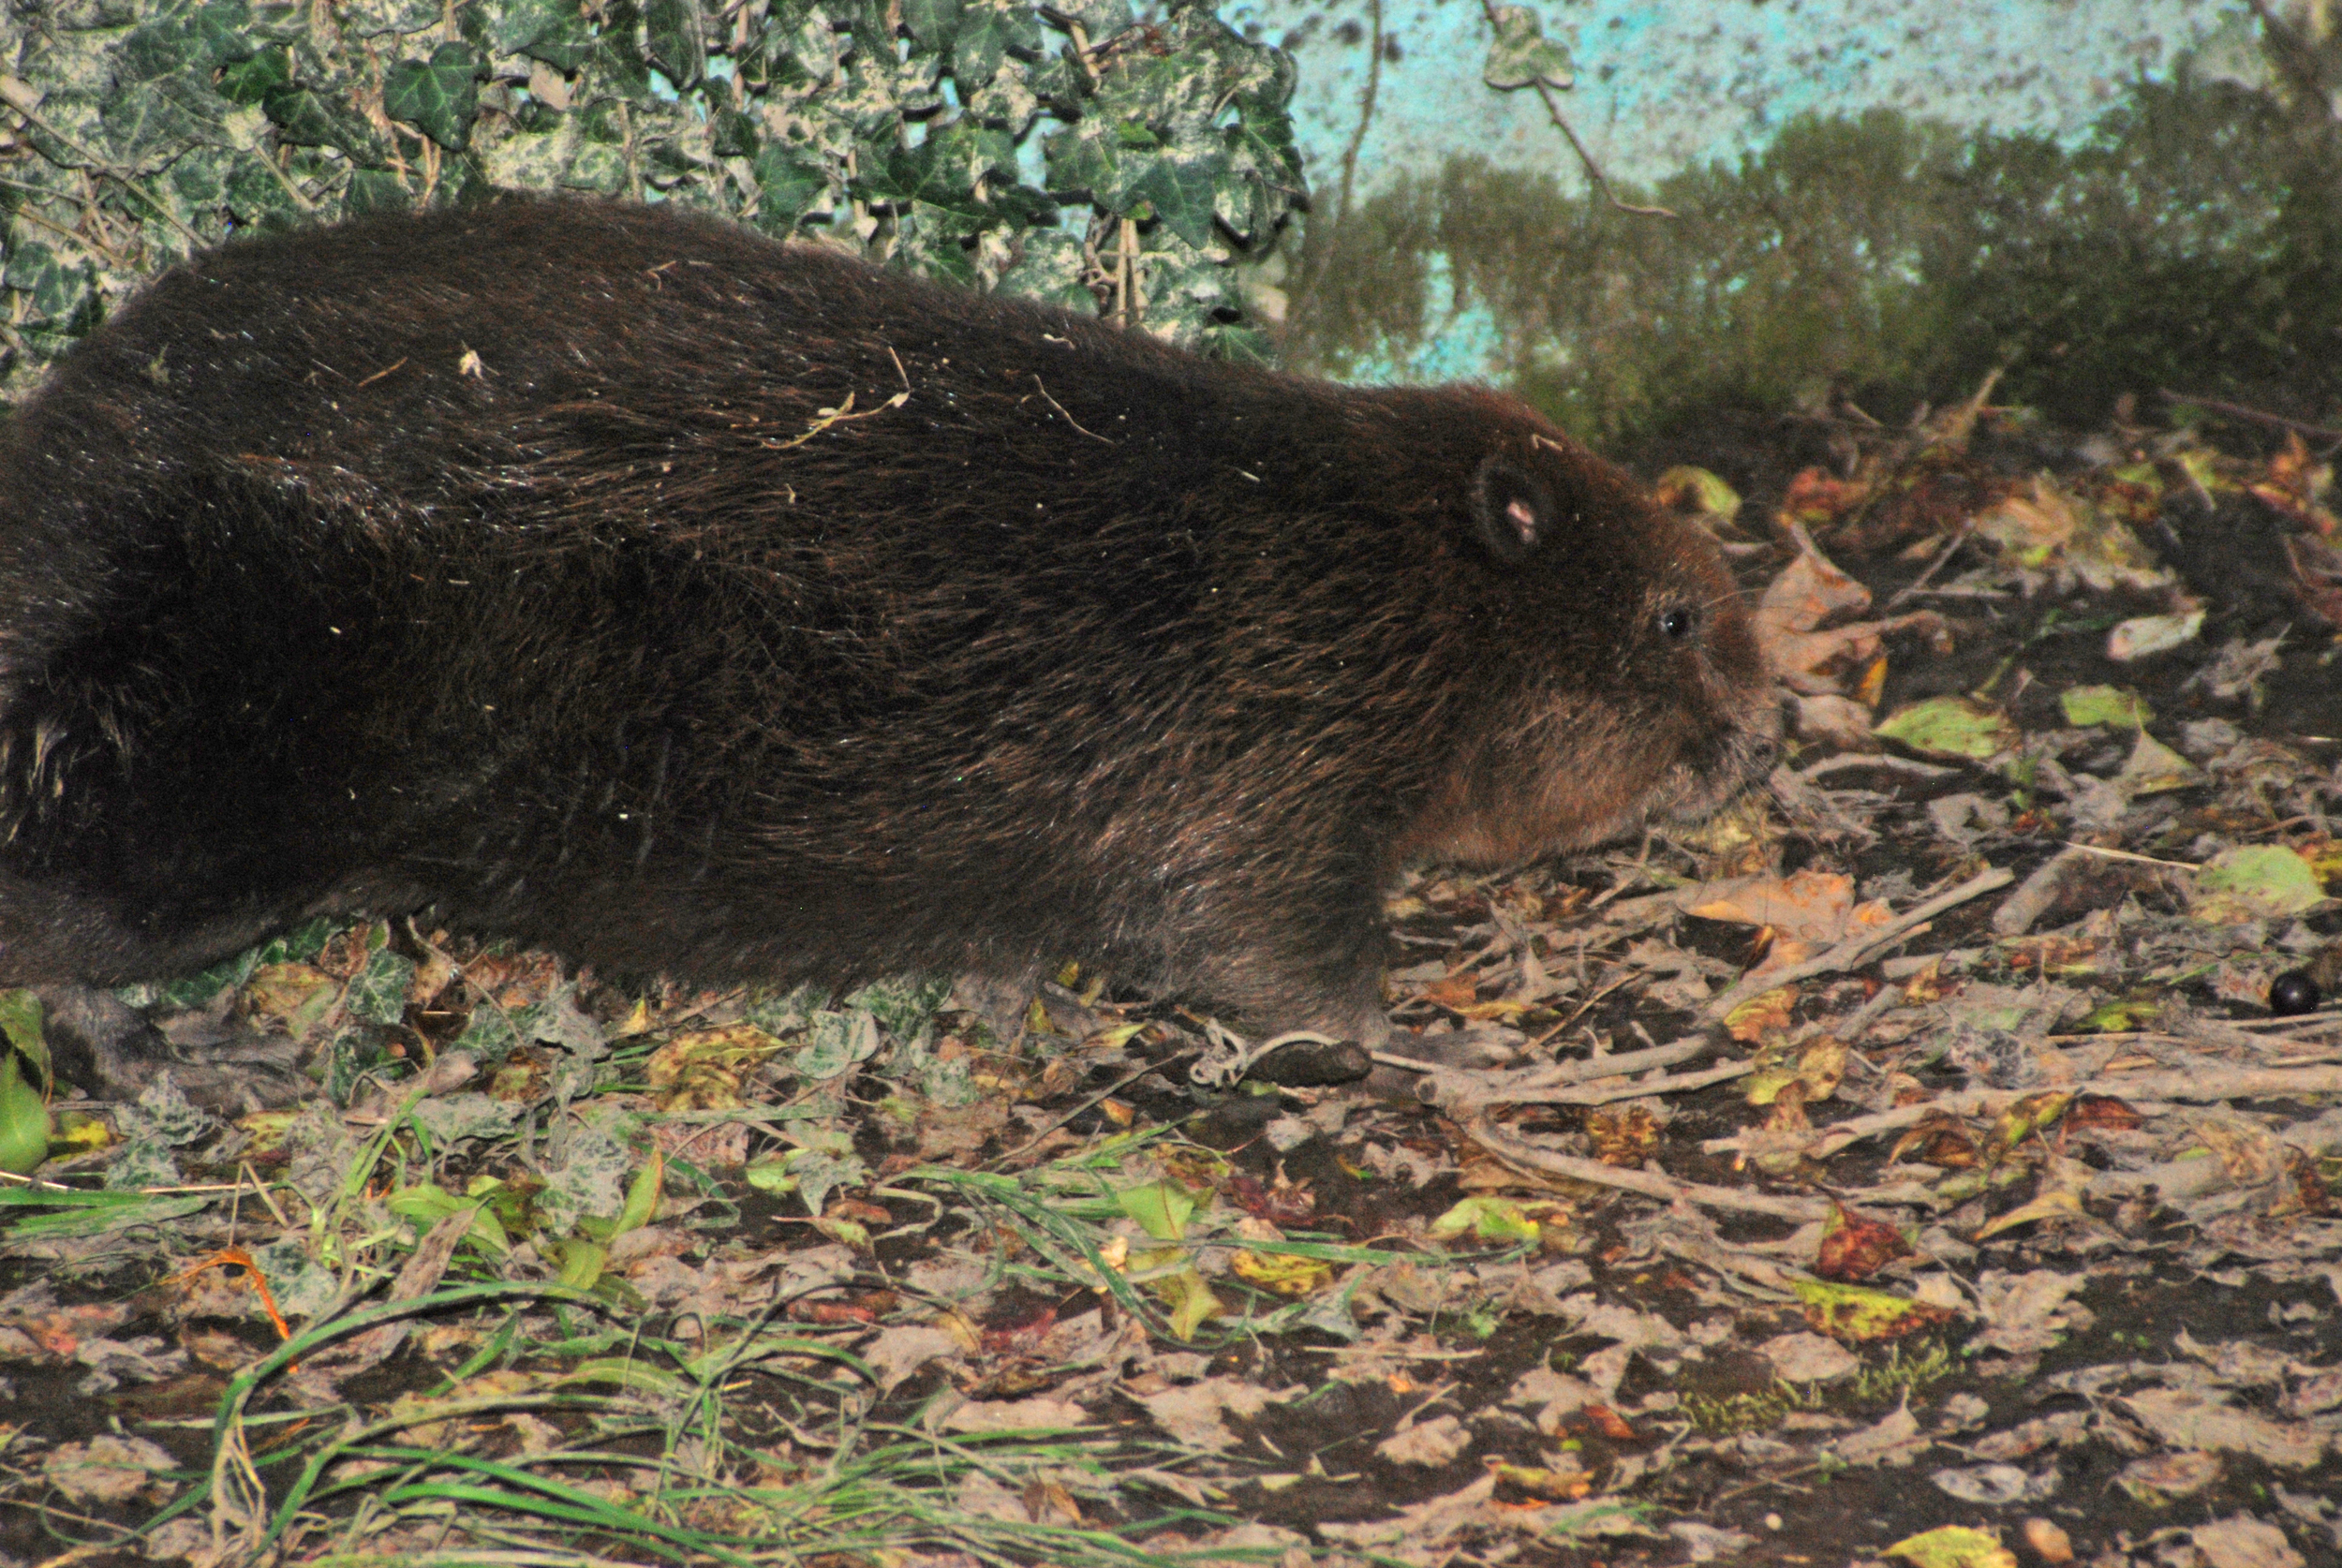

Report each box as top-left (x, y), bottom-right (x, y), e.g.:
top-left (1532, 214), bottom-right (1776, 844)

top-left (1466, 1116), bottom-right (1831, 1222)
top-left (1798, 754), bottom-right (1956, 783)
top-left (1702, 1063), bottom-right (2342, 1161)
top-left (2159, 388), bottom-right (2342, 444)
top-left (1884, 519), bottom-right (1977, 610)
top-left (985, 1048), bottom-right (1198, 1170)
top-left (1423, 1057), bottom-right (1752, 1114)
top-left (2059, 841), bottom-right (2198, 870)
top-left (1475, 0), bottom-right (1674, 220)
top-left (1697, 865), bottom-right (2014, 1024)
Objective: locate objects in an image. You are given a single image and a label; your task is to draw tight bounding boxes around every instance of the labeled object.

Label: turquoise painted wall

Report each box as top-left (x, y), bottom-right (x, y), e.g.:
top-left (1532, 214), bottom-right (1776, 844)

top-left (1224, 0), bottom-right (2257, 197)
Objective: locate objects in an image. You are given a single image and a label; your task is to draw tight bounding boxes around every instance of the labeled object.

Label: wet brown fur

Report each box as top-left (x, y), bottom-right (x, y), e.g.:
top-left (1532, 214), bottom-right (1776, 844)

top-left (0, 197), bottom-right (1778, 1042)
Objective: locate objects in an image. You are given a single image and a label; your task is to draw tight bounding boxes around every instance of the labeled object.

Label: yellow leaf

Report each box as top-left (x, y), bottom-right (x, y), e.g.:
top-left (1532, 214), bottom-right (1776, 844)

top-left (1230, 1250), bottom-right (1335, 1296)
top-left (1793, 1279), bottom-right (1960, 1342)
top-left (1883, 1525), bottom-right (2019, 1568)
top-left (1986, 1091), bottom-right (2073, 1161)
top-left (1974, 1188), bottom-right (2084, 1241)
top-left (1152, 1267), bottom-right (1221, 1340)
top-left (1725, 986), bottom-right (1796, 1043)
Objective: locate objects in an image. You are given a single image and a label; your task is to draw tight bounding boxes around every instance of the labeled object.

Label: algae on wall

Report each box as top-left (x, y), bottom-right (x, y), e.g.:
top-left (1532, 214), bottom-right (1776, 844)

top-left (1282, 74), bottom-right (2342, 445)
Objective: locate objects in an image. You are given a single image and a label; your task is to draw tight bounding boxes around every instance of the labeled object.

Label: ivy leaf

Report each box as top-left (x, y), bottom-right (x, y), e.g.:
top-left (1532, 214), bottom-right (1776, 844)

top-left (344, 168), bottom-right (414, 214)
top-left (262, 83), bottom-right (382, 158)
top-left (753, 143), bottom-right (831, 226)
top-left (841, 974), bottom-right (953, 1042)
top-left (344, 948), bottom-right (417, 1026)
top-left (593, 0), bottom-right (657, 101)
top-left (951, 9), bottom-right (1007, 87)
top-left (117, 0), bottom-right (258, 85)
top-left (490, 0), bottom-right (596, 72)
top-left (1126, 153), bottom-right (1223, 246)
top-left (1482, 4), bottom-right (1574, 92)
top-left (1051, 0), bottom-right (1133, 43)
top-left (899, 0), bottom-right (962, 49)
top-left (215, 46), bottom-right (292, 106)
top-left (0, 241), bottom-right (100, 332)
top-left (383, 41), bottom-right (480, 151)
top-left (710, 107), bottom-right (761, 158)
top-left (1043, 119), bottom-right (1124, 203)
top-left (644, 0), bottom-right (707, 87)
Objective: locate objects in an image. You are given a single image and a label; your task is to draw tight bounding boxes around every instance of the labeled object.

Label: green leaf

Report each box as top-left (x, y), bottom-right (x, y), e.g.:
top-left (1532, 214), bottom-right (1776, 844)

top-left (0, 989), bottom-right (46, 1067)
top-left (453, 1001), bottom-right (522, 1059)
top-left (709, 107), bottom-right (760, 158)
top-left (1482, 3), bottom-right (1575, 91)
top-left (787, 1147), bottom-right (867, 1217)
top-left (492, 0), bottom-right (597, 72)
top-left (743, 1158), bottom-right (799, 1196)
top-left (1052, 0), bottom-right (1133, 42)
top-left (1043, 121), bottom-right (1123, 205)
top-left (1428, 1195), bottom-right (1541, 1245)
top-left (260, 84), bottom-right (376, 155)
top-left (1126, 154), bottom-right (1224, 246)
top-left (215, 45), bottom-right (292, 106)
top-left (841, 974), bottom-right (954, 1042)
top-left (1155, 1265), bottom-right (1219, 1340)
top-left (382, 41), bottom-right (481, 151)
top-left (643, 0), bottom-right (707, 87)
top-left (384, 1183), bottom-right (511, 1256)
top-left (555, 1236), bottom-right (608, 1290)
top-left (949, 9), bottom-right (1009, 87)
top-left (796, 1008), bottom-right (879, 1079)
top-left (1874, 696), bottom-right (2016, 761)
top-left (0, 1051), bottom-right (52, 1176)
top-left (0, 240), bottom-right (99, 334)
top-left (344, 948), bottom-right (416, 1026)
top-left (1115, 1179), bottom-right (1193, 1241)
top-left (2189, 846), bottom-right (2329, 924)
top-left (615, 1152), bottom-right (663, 1235)
top-left (899, 0), bottom-right (962, 48)
top-left (2059, 685), bottom-right (2152, 728)
top-left (343, 168), bottom-right (414, 214)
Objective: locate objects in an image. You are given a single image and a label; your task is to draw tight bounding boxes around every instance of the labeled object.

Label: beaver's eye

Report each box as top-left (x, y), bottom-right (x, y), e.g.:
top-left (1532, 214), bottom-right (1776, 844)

top-left (1658, 605), bottom-right (1697, 643)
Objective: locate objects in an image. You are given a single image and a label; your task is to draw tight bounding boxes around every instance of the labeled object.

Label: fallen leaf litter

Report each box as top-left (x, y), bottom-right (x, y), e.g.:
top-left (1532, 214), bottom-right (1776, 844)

top-left (4, 398), bottom-right (2342, 1565)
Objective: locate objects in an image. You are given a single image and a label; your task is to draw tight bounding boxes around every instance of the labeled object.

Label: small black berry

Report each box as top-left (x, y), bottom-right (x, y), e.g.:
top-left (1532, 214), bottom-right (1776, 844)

top-left (2269, 970), bottom-right (2320, 1016)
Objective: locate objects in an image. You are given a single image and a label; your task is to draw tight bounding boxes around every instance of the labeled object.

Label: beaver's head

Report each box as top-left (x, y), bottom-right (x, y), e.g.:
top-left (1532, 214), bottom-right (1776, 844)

top-left (1394, 413), bottom-right (1781, 869)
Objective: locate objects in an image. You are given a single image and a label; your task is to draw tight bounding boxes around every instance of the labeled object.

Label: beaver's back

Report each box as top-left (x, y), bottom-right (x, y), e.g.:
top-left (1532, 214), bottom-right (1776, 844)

top-left (0, 197), bottom-right (1776, 1038)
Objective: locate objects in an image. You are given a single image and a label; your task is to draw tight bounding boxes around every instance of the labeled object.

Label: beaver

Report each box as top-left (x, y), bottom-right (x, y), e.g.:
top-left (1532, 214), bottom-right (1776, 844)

top-left (0, 196), bottom-right (1777, 1051)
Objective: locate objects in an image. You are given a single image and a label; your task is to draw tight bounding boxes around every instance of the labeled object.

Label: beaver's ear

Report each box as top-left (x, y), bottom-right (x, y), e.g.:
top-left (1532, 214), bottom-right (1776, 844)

top-left (1469, 456), bottom-right (1555, 563)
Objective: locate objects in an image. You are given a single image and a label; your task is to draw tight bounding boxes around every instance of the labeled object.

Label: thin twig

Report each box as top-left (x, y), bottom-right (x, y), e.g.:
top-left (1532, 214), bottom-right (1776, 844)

top-left (1373, 1033), bottom-right (1719, 1109)
top-left (1476, 0), bottom-right (1674, 220)
top-left (0, 81), bottom-right (207, 250)
top-left (2161, 389), bottom-right (2342, 444)
top-left (1334, 0), bottom-right (1383, 241)
top-left (1028, 375), bottom-right (1114, 443)
top-left (1883, 519), bottom-right (1977, 610)
top-left (2059, 841), bottom-right (2198, 870)
top-left (1702, 1064), bottom-right (2342, 1162)
top-left (1287, 0), bottom-right (1384, 327)
top-left (1422, 1057), bottom-right (1752, 1114)
top-left (1697, 865), bottom-right (2014, 1024)
top-left (985, 1049), bottom-right (1198, 1170)
top-left (1466, 1116), bottom-right (1831, 1221)
top-left (1797, 754), bottom-right (1956, 783)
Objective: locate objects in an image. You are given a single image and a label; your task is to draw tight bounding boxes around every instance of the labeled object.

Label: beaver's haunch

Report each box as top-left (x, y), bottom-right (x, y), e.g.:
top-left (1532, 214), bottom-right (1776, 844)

top-left (0, 198), bottom-right (1777, 1043)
